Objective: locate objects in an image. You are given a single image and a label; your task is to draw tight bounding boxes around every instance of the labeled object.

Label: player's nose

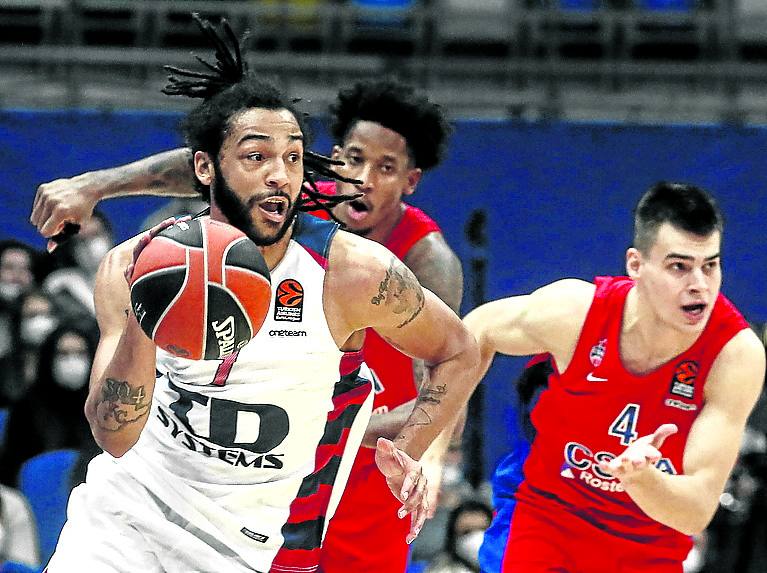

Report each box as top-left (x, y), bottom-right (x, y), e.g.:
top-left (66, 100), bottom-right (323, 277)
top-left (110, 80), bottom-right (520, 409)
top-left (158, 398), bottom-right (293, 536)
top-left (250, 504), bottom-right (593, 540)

top-left (266, 158), bottom-right (290, 188)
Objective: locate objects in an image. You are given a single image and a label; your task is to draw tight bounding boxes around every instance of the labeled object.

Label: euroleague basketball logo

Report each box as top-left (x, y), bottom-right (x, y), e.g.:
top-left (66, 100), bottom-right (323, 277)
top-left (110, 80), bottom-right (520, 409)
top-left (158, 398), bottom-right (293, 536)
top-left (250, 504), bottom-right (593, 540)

top-left (274, 279), bottom-right (304, 322)
top-left (589, 338), bottom-right (607, 367)
top-left (669, 360), bottom-right (699, 399)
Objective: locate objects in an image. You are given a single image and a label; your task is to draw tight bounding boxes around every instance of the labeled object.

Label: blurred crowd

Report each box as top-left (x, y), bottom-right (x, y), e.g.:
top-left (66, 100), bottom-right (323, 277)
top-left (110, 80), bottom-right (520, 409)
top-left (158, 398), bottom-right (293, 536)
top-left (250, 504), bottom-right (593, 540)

top-left (0, 206), bottom-right (765, 573)
top-left (0, 214), bottom-right (112, 572)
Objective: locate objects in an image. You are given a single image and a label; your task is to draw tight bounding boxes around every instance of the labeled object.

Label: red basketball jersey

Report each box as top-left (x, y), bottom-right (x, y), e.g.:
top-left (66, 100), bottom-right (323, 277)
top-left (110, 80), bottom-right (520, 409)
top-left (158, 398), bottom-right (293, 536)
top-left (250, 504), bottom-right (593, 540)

top-left (516, 276), bottom-right (748, 560)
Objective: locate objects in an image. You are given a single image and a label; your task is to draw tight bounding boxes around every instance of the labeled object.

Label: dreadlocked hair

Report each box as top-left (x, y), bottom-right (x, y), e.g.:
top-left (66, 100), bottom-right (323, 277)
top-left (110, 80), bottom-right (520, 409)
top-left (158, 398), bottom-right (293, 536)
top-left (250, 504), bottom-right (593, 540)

top-left (330, 79), bottom-right (452, 171)
top-left (163, 13), bottom-right (361, 220)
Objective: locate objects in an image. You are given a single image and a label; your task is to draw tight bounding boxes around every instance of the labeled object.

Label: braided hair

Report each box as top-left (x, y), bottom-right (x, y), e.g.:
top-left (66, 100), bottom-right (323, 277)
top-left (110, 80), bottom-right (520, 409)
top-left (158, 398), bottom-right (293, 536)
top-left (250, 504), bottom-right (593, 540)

top-left (163, 13), bottom-right (360, 224)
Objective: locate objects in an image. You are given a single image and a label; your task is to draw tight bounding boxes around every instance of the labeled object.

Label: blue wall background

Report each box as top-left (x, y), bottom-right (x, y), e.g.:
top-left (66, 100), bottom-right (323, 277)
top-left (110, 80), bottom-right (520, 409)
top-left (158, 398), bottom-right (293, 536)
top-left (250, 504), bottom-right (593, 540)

top-left (2, 110), bottom-right (765, 478)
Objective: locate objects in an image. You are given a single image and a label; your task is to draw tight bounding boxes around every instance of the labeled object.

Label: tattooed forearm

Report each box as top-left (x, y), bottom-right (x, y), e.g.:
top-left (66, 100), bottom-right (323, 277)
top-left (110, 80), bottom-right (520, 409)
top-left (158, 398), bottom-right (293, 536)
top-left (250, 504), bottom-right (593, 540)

top-left (95, 377), bottom-right (150, 432)
top-left (148, 154), bottom-right (196, 192)
top-left (417, 383), bottom-right (446, 406)
top-left (370, 257), bottom-right (426, 328)
top-left (400, 407), bottom-right (433, 433)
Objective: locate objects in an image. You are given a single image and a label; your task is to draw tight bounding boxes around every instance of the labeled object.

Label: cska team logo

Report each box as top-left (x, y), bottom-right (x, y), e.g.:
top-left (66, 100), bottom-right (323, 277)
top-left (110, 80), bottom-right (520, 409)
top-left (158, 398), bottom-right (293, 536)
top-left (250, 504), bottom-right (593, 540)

top-left (589, 338), bottom-right (607, 367)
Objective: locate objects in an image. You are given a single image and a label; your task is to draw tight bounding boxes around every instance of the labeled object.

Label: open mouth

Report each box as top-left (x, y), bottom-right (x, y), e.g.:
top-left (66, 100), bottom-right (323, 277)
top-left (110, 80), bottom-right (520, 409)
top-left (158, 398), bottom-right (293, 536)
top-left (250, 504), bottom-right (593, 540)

top-left (681, 303), bottom-right (706, 320)
top-left (258, 196), bottom-right (289, 222)
top-left (346, 199), bottom-right (370, 222)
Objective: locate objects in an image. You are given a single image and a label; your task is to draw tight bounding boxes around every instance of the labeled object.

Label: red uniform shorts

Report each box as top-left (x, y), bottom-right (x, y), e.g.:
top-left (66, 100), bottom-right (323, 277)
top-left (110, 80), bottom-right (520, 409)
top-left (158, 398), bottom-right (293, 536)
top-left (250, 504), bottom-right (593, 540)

top-left (501, 501), bottom-right (686, 573)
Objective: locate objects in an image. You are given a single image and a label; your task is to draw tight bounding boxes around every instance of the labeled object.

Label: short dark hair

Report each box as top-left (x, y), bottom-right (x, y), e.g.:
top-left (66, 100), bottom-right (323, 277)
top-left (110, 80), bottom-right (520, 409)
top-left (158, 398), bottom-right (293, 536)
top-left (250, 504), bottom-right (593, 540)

top-left (445, 498), bottom-right (493, 565)
top-left (633, 182), bottom-right (723, 253)
top-left (330, 80), bottom-right (451, 171)
top-left (0, 239), bottom-right (45, 284)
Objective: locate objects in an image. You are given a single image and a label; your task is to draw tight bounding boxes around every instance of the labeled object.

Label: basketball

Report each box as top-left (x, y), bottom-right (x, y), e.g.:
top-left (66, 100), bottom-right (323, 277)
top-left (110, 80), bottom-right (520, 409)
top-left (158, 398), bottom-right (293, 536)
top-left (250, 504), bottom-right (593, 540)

top-left (129, 218), bottom-right (271, 361)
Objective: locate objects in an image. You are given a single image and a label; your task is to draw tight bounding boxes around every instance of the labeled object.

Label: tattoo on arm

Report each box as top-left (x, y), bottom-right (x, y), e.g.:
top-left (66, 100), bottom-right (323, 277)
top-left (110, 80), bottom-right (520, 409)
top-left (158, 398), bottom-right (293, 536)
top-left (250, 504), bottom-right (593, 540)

top-left (149, 156), bottom-right (195, 191)
top-left (399, 384), bottom-right (447, 433)
top-left (370, 257), bottom-right (426, 328)
top-left (413, 359), bottom-right (429, 391)
top-left (95, 377), bottom-right (150, 432)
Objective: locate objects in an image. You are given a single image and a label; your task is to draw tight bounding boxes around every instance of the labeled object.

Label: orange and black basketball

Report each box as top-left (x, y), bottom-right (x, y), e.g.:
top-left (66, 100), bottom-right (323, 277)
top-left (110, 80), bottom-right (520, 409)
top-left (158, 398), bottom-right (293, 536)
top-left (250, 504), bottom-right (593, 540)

top-left (129, 218), bottom-right (271, 360)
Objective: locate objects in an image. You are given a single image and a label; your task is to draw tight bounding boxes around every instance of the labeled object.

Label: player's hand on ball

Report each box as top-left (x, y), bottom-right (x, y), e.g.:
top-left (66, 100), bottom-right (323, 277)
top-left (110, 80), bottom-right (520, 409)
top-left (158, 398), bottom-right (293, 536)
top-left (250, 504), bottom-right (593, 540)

top-left (375, 438), bottom-right (429, 544)
top-left (598, 423), bottom-right (678, 481)
top-left (125, 216), bottom-right (191, 283)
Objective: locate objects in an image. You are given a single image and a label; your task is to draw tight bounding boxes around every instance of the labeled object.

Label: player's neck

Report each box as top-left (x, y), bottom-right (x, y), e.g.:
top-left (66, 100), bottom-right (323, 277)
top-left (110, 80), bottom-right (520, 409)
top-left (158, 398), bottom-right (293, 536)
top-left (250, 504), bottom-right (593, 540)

top-left (364, 202), bottom-right (407, 244)
top-left (259, 231), bottom-right (293, 271)
top-left (620, 289), bottom-right (701, 374)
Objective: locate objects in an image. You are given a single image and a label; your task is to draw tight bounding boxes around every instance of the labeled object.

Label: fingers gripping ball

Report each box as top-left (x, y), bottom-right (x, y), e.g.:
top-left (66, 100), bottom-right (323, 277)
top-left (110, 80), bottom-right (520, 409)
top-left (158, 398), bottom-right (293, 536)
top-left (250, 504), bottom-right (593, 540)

top-left (129, 218), bottom-right (271, 360)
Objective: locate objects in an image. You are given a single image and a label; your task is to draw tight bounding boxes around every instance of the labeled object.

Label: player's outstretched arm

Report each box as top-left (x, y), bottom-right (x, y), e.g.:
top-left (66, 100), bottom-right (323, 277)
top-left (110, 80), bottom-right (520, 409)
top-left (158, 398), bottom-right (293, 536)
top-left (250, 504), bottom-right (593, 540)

top-left (358, 234), bottom-right (465, 446)
top-left (30, 148), bottom-right (195, 250)
top-left (84, 239), bottom-right (158, 457)
top-left (463, 278), bottom-right (595, 381)
top-left (404, 231), bottom-right (466, 501)
top-left (599, 329), bottom-right (765, 535)
top-left (327, 234), bottom-right (480, 541)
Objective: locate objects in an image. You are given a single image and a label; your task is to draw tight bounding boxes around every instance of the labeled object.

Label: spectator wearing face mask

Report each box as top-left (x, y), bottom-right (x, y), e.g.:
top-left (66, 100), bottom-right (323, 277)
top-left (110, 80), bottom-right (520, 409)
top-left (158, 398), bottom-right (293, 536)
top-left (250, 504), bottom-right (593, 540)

top-left (42, 210), bottom-right (113, 320)
top-left (0, 484), bottom-right (39, 571)
top-left (0, 242), bottom-right (45, 408)
top-left (0, 324), bottom-right (97, 487)
top-left (425, 499), bottom-right (493, 573)
top-left (0, 291), bottom-right (61, 405)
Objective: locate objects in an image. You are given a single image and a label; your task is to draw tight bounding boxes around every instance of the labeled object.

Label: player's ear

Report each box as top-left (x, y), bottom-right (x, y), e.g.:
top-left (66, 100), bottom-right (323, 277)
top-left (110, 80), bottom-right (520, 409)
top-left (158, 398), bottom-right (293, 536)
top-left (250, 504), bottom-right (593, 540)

top-left (626, 247), bottom-right (641, 279)
top-left (194, 151), bottom-right (214, 186)
top-left (403, 168), bottom-right (422, 197)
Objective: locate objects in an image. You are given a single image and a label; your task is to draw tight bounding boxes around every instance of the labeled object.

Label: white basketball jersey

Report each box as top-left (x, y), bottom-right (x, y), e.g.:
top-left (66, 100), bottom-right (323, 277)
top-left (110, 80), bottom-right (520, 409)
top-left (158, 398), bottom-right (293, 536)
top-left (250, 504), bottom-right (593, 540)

top-left (91, 215), bottom-right (373, 572)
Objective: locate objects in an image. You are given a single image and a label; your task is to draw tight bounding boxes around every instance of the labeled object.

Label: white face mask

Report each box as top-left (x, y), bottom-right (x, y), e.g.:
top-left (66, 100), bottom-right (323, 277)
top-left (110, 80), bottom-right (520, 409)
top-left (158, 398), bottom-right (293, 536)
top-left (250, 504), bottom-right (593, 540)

top-left (73, 236), bottom-right (112, 273)
top-left (442, 463), bottom-right (464, 489)
top-left (20, 315), bottom-right (58, 346)
top-left (52, 354), bottom-right (91, 391)
top-left (455, 530), bottom-right (484, 567)
top-left (0, 282), bottom-right (22, 304)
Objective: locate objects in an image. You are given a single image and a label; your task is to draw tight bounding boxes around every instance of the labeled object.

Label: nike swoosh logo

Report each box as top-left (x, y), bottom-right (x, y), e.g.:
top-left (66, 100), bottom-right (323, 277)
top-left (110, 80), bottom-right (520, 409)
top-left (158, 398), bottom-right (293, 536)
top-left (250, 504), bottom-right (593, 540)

top-left (586, 372), bottom-right (608, 382)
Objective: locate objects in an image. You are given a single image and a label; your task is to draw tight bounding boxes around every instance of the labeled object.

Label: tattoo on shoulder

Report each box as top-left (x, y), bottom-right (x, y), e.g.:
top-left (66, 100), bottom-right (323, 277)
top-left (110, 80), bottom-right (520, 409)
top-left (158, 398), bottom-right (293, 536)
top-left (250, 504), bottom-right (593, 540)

top-left (370, 257), bottom-right (425, 328)
top-left (95, 377), bottom-right (150, 432)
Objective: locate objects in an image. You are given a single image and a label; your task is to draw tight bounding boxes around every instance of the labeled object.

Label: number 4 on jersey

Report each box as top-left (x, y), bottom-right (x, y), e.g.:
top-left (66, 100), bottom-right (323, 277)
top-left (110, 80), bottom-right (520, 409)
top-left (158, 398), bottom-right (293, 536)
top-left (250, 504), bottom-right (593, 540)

top-left (608, 404), bottom-right (640, 446)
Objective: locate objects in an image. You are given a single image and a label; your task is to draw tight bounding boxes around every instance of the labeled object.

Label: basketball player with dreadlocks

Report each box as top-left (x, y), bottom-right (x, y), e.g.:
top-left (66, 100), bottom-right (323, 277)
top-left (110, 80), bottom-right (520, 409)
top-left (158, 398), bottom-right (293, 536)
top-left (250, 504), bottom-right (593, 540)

top-left (42, 15), bottom-right (480, 573)
top-left (32, 52), bottom-right (461, 573)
